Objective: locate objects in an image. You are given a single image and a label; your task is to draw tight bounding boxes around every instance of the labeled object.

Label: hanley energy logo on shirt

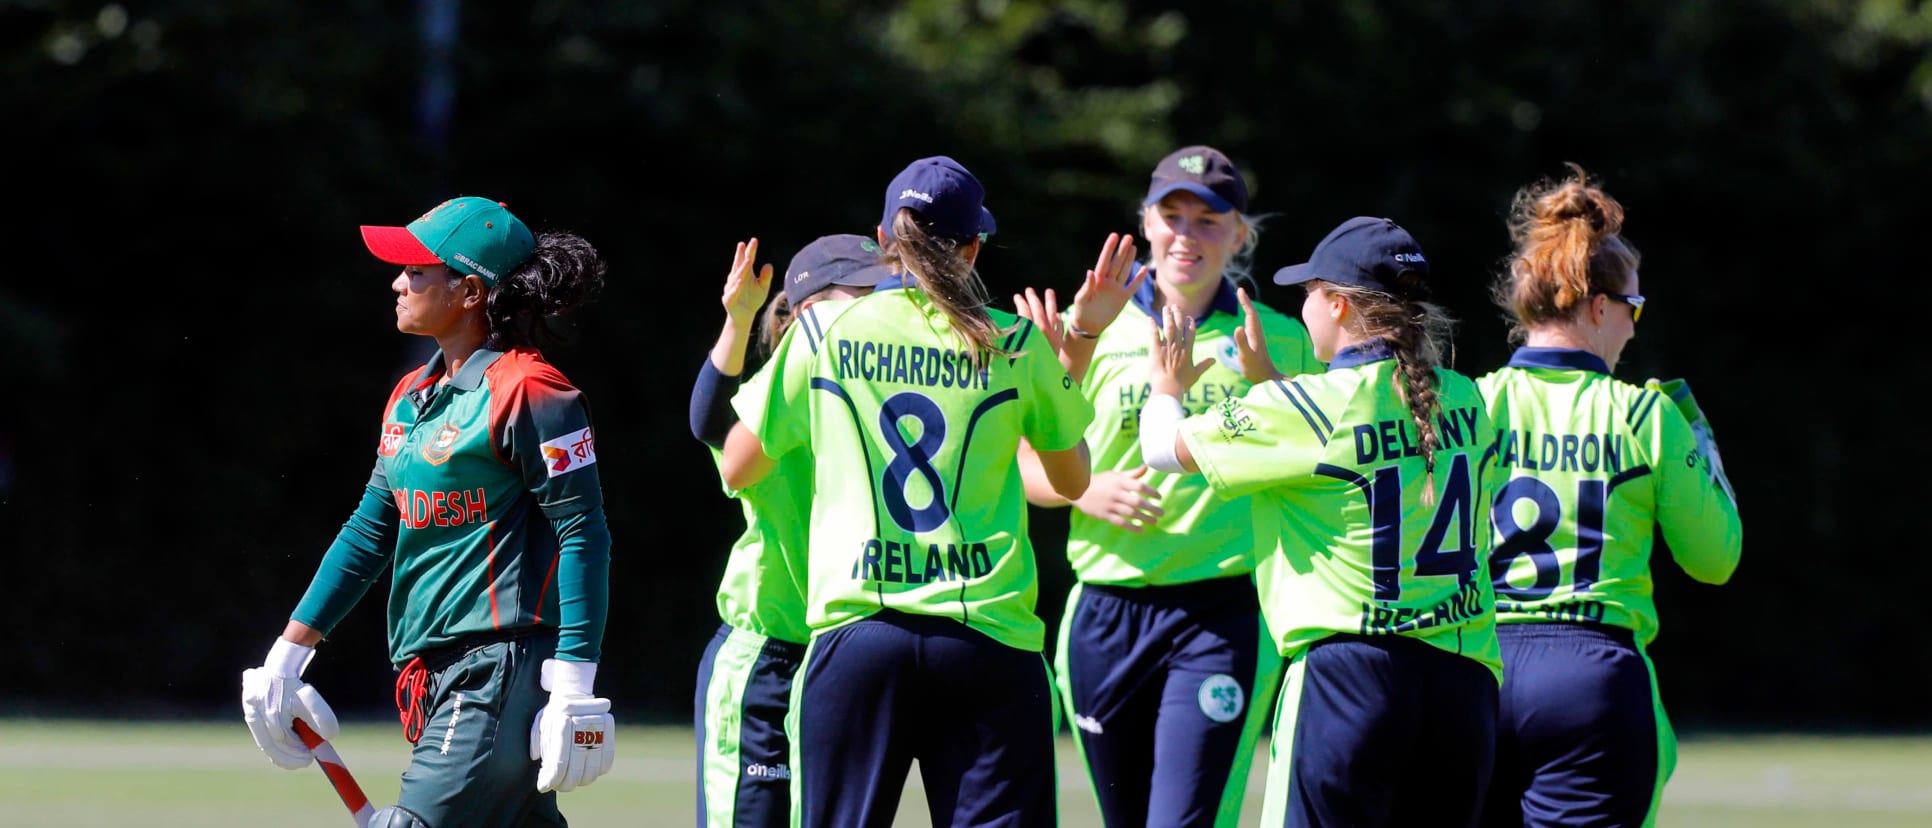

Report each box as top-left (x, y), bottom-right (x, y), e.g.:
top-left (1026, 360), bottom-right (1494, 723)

top-left (540, 427), bottom-right (597, 477)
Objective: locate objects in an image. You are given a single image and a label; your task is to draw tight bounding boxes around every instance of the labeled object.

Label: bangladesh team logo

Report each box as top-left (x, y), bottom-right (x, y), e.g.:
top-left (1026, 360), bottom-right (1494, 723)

top-left (421, 424), bottom-right (461, 465)
top-left (1197, 674), bottom-right (1244, 723)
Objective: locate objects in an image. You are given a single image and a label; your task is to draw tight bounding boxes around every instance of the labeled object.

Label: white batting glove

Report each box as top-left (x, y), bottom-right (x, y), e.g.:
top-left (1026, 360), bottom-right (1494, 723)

top-left (528, 658), bottom-right (615, 793)
top-left (240, 638), bottom-right (340, 770)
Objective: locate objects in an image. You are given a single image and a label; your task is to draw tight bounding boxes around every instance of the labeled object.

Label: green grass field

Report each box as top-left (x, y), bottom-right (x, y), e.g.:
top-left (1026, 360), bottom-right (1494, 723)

top-left (2, 720), bottom-right (1927, 826)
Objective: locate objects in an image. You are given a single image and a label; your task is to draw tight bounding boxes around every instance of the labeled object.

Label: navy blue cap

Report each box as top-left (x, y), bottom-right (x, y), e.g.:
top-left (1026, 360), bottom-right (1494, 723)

top-left (1145, 146), bottom-right (1249, 214)
top-left (881, 156), bottom-right (997, 242)
top-left (1273, 216), bottom-right (1431, 296)
top-left (784, 234), bottom-right (892, 306)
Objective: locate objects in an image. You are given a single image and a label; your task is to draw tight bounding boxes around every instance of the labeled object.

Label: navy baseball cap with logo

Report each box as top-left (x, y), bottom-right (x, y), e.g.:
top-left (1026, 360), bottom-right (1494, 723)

top-left (1145, 145), bottom-right (1249, 214)
top-left (784, 234), bottom-right (893, 306)
top-left (880, 156), bottom-right (997, 242)
top-left (361, 196), bottom-right (535, 286)
top-left (1273, 216), bottom-right (1431, 296)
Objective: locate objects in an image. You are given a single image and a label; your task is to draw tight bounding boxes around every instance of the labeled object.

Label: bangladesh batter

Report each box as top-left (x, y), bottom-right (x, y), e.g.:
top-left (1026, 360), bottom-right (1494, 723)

top-left (1142, 217), bottom-right (1504, 827)
top-left (687, 234), bottom-right (890, 828)
top-left (240, 196), bottom-right (617, 827)
top-left (1014, 146), bottom-right (1320, 828)
top-left (1475, 167), bottom-right (1743, 828)
top-left (719, 156), bottom-right (1095, 828)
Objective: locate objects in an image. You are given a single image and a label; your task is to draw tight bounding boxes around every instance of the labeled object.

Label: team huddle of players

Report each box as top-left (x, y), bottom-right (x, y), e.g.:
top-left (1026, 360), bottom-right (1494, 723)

top-left (236, 147), bottom-right (1740, 828)
top-left (688, 149), bottom-right (1742, 828)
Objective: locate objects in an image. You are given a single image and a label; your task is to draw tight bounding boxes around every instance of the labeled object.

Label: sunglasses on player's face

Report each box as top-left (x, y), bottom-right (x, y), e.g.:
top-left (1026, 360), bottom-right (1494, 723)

top-left (1597, 291), bottom-right (1645, 323)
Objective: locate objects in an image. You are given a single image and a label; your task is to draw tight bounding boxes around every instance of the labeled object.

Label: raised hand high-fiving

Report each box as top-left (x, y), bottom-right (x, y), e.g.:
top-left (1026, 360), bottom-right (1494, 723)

top-left (722, 238), bottom-right (774, 327)
top-left (1231, 287), bottom-right (1284, 384)
top-left (1149, 304), bottom-right (1214, 399)
top-left (1013, 286), bottom-right (1065, 356)
top-left (1065, 233), bottom-right (1143, 338)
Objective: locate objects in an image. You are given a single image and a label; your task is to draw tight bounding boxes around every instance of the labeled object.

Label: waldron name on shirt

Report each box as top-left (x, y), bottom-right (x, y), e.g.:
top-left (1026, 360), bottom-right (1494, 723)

top-left (1493, 429), bottom-right (1627, 473)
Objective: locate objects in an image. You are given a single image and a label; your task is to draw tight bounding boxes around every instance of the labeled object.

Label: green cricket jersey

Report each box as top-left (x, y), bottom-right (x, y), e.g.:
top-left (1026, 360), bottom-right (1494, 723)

top-left (1069, 273), bottom-right (1322, 586)
top-left (733, 277), bottom-right (1094, 652)
top-left (293, 347), bottom-right (611, 663)
top-left (1179, 339), bottom-right (1502, 679)
top-left (1477, 347), bottom-right (1742, 646)
top-left (708, 363), bottom-right (813, 645)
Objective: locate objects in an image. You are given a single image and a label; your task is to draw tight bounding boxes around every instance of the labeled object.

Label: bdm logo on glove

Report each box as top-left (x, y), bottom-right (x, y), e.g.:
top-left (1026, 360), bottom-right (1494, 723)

top-left (574, 731), bottom-right (605, 747)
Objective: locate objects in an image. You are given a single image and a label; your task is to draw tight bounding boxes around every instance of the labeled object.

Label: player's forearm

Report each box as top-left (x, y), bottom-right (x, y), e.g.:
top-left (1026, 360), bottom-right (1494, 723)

top-left (1016, 440), bottom-right (1073, 507)
top-left (1661, 496), bottom-right (1743, 585)
top-left (1040, 440), bottom-right (1093, 501)
top-left (278, 620), bottom-right (325, 647)
top-left (1060, 335), bottom-right (1100, 385)
top-left (688, 358), bottom-right (741, 449)
top-left (550, 508), bottom-right (612, 662)
top-left (290, 484), bottom-right (398, 635)
top-left (708, 316), bottom-right (757, 377)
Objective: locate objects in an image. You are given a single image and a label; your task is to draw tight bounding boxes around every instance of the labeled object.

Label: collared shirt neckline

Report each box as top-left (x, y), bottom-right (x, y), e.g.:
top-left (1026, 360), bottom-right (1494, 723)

top-left (1129, 265), bottom-right (1241, 321)
top-left (1506, 346), bottom-right (1609, 375)
top-left (1328, 337), bottom-right (1396, 370)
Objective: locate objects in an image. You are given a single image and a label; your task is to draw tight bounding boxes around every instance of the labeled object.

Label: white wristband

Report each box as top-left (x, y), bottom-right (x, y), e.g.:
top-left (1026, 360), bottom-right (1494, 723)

top-left (1139, 393), bottom-right (1188, 473)
top-left (541, 658), bottom-right (598, 697)
top-left (264, 637), bottom-right (315, 678)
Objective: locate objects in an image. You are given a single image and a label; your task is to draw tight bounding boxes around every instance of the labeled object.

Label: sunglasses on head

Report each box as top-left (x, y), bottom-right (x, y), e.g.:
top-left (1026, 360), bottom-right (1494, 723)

top-left (1597, 292), bottom-right (1645, 323)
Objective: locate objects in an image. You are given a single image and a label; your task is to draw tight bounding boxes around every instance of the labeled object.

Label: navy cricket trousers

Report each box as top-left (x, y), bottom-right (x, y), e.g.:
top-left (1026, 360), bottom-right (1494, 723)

top-left (791, 609), bottom-right (1056, 828)
top-left (1264, 633), bottom-right (1500, 828)
top-left (1480, 622), bottom-right (1673, 827)
top-left (1056, 577), bottom-right (1277, 827)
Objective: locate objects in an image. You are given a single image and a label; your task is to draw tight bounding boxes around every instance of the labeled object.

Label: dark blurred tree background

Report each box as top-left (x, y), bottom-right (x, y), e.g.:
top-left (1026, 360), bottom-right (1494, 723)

top-left (3, 0), bottom-right (1927, 729)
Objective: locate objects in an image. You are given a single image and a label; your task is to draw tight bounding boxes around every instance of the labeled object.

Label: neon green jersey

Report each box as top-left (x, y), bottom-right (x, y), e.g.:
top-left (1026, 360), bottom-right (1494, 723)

top-left (734, 279), bottom-right (1094, 652)
top-left (707, 363), bottom-right (813, 645)
top-left (1477, 348), bottom-right (1742, 646)
top-left (1069, 274), bottom-right (1322, 586)
top-left (1179, 340), bottom-right (1502, 680)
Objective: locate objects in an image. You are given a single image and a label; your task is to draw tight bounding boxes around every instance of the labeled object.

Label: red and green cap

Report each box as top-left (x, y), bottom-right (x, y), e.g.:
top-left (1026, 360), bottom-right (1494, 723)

top-left (360, 196), bottom-right (535, 285)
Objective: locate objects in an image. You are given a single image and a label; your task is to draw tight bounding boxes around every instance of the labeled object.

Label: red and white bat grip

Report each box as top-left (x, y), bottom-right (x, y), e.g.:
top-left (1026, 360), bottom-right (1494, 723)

top-left (292, 719), bottom-right (376, 828)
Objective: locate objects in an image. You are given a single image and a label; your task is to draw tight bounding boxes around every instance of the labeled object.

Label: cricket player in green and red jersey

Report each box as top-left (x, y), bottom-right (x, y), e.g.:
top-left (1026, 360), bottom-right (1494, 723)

top-left (1012, 145), bottom-right (1321, 828)
top-left (1476, 167), bottom-right (1742, 828)
top-left (718, 156), bottom-right (1095, 828)
top-left (1142, 217), bottom-right (1504, 828)
top-left (241, 196), bottom-right (617, 827)
top-left (687, 234), bottom-right (890, 827)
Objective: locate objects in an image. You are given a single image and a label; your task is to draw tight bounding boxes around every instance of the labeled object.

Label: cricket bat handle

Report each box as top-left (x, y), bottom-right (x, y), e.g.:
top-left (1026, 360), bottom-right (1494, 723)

top-left (293, 719), bottom-right (376, 828)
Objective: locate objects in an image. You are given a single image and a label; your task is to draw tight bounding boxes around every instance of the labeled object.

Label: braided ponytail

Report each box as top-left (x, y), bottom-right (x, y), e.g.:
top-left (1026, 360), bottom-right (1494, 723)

top-left (1321, 279), bottom-right (1457, 504)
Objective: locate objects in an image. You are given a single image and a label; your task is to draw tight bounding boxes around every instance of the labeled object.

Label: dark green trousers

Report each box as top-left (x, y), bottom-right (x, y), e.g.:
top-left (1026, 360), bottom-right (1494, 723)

top-left (395, 632), bottom-right (566, 827)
